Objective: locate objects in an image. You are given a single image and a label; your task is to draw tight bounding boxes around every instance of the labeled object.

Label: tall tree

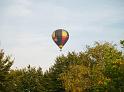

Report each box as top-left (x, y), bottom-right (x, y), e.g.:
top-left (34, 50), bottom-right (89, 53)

top-left (6, 65), bottom-right (45, 92)
top-left (57, 42), bottom-right (124, 92)
top-left (43, 52), bottom-right (82, 91)
top-left (0, 49), bottom-right (13, 92)
top-left (60, 64), bottom-right (91, 92)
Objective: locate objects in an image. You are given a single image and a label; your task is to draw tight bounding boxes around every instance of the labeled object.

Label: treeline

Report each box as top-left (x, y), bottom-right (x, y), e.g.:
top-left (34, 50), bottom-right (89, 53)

top-left (0, 41), bottom-right (124, 92)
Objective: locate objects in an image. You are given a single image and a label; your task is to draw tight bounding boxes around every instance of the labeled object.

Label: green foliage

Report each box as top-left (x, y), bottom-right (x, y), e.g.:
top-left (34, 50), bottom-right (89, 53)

top-left (0, 49), bottom-right (13, 92)
top-left (120, 40), bottom-right (124, 48)
top-left (59, 65), bottom-right (91, 92)
top-left (0, 41), bottom-right (124, 92)
top-left (87, 42), bottom-right (124, 92)
top-left (7, 65), bottom-right (45, 92)
top-left (56, 42), bottom-right (124, 92)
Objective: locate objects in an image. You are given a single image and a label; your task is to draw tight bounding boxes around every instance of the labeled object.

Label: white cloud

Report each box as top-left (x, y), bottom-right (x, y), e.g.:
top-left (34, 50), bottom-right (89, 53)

top-left (11, 44), bottom-right (56, 71)
top-left (0, 0), bottom-right (124, 71)
top-left (5, 0), bottom-right (32, 17)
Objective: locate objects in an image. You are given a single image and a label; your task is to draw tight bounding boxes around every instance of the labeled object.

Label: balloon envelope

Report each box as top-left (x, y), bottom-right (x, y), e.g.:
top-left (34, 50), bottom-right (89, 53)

top-left (52, 29), bottom-right (69, 50)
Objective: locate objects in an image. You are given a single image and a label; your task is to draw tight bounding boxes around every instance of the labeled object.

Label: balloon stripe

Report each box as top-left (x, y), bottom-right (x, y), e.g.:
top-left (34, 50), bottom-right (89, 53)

top-left (62, 36), bottom-right (67, 45)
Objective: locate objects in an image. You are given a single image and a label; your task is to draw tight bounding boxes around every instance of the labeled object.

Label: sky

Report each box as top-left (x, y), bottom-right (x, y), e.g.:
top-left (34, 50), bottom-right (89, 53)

top-left (0, 0), bottom-right (124, 71)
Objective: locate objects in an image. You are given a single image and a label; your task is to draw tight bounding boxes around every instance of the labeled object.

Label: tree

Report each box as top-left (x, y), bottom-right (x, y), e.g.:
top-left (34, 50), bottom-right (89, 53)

top-left (60, 64), bottom-right (91, 92)
top-left (19, 66), bottom-right (44, 92)
top-left (7, 65), bottom-right (45, 92)
top-left (120, 40), bottom-right (124, 48)
top-left (1, 41), bottom-right (124, 92)
top-left (86, 42), bottom-right (124, 92)
top-left (43, 52), bottom-right (82, 91)
top-left (0, 49), bottom-right (13, 92)
top-left (54, 42), bottom-right (124, 92)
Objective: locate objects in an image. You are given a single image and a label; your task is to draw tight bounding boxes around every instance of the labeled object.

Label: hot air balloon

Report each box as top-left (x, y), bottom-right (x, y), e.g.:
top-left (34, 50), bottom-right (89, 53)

top-left (52, 29), bottom-right (69, 51)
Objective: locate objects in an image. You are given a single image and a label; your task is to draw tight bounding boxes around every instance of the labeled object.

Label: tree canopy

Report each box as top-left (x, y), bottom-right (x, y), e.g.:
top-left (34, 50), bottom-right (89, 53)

top-left (0, 41), bottom-right (124, 92)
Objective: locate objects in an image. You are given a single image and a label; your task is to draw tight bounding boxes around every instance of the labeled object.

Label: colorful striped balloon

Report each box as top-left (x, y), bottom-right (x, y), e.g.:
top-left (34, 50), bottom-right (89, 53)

top-left (52, 29), bottom-right (69, 51)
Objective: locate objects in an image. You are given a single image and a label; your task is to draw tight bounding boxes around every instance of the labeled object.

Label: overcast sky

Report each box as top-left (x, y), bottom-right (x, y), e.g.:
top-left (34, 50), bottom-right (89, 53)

top-left (0, 0), bottom-right (124, 71)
